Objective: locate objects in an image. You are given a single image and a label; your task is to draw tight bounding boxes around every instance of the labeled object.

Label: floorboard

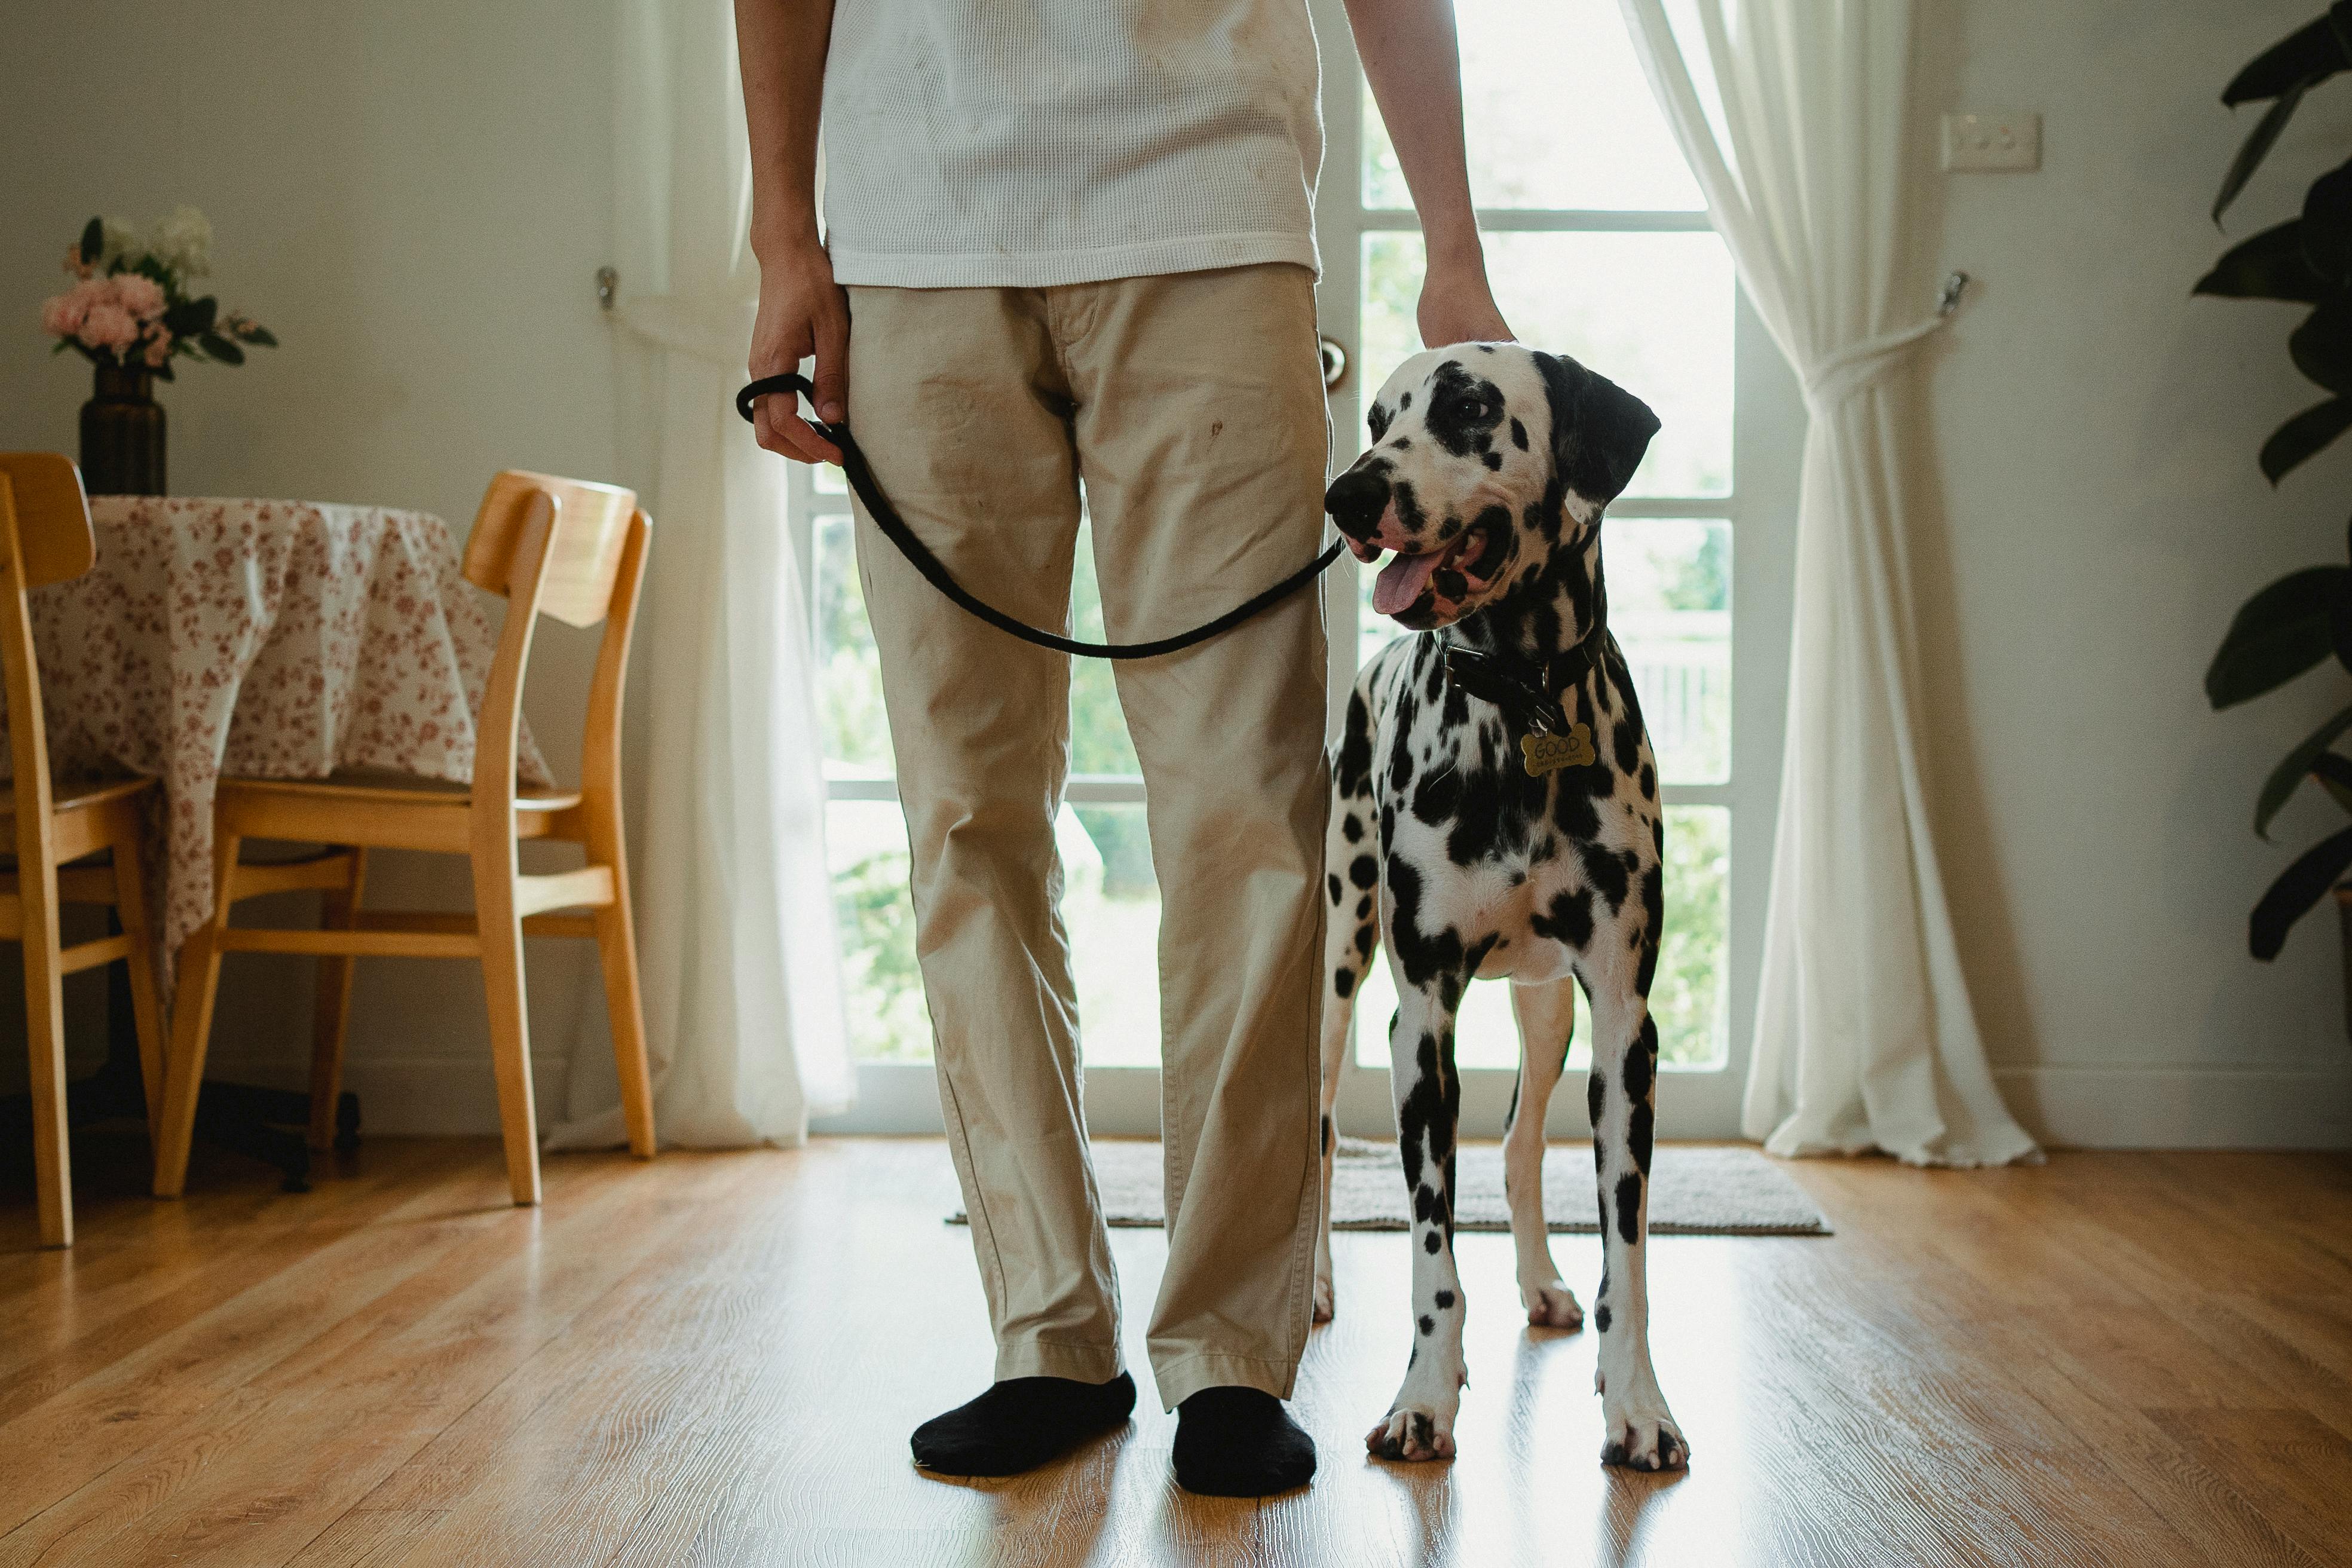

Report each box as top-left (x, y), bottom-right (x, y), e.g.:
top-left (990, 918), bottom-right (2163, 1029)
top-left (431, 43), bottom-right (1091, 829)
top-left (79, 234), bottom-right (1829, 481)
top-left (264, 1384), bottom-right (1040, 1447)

top-left (4, 1132), bottom-right (2348, 1567)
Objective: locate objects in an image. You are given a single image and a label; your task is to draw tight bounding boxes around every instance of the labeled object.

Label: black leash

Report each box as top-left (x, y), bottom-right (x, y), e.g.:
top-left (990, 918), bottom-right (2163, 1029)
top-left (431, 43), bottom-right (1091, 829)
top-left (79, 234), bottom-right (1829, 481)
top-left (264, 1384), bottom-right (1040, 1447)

top-left (737, 372), bottom-right (1343, 660)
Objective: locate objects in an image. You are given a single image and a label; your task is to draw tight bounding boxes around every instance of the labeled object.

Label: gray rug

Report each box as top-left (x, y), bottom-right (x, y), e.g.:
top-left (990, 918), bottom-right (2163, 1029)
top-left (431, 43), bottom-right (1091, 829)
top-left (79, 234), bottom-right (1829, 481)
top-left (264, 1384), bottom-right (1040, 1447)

top-left (951, 1137), bottom-right (1831, 1236)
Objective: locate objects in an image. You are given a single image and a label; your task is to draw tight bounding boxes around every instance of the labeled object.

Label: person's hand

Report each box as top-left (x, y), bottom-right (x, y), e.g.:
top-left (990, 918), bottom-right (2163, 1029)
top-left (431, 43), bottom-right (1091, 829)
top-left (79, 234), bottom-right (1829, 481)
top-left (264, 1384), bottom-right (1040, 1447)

top-left (747, 237), bottom-right (849, 466)
top-left (1418, 243), bottom-right (1514, 349)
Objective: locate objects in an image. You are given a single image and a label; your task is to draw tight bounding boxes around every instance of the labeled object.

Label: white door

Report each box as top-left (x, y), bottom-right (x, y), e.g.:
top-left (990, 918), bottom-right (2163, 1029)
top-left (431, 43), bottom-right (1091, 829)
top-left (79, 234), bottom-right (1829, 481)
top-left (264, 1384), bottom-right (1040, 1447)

top-left (809, 0), bottom-right (1796, 1137)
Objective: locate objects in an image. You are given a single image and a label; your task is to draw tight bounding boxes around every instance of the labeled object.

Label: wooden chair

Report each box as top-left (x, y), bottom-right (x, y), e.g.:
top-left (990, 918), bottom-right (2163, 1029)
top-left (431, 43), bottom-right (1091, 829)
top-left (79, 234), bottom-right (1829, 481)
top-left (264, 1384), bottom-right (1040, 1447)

top-left (152, 472), bottom-right (657, 1206)
top-left (0, 454), bottom-right (170, 1248)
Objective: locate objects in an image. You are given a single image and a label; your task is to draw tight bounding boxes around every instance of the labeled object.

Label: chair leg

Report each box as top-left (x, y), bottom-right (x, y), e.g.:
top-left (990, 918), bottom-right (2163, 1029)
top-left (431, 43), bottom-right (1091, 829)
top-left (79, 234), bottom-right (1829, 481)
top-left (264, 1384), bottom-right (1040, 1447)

top-left (592, 879), bottom-right (656, 1160)
top-left (24, 929), bottom-right (72, 1248)
top-left (307, 847), bottom-right (368, 1152)
top-left (472, 853), bottom-right (541, 1206)
top-left (108, 831), bottom-right (170, 1152)
top-left (155, 832), bottom-right (240, 1199)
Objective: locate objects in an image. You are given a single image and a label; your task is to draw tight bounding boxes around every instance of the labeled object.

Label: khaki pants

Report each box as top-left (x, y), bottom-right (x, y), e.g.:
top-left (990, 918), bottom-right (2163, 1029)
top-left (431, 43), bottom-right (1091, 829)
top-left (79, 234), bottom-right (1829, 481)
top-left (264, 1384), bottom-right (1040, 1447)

top-left (846, 265), bottom-right (1329, 1408)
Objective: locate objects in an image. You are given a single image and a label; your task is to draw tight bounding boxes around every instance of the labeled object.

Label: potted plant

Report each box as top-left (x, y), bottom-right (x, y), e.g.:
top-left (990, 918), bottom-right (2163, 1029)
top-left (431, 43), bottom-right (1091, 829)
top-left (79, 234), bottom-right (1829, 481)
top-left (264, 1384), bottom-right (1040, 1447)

top-left (2201, 6), bottom-right (2352, 1030)
top-left (39, 207), bottom-right (275, 496)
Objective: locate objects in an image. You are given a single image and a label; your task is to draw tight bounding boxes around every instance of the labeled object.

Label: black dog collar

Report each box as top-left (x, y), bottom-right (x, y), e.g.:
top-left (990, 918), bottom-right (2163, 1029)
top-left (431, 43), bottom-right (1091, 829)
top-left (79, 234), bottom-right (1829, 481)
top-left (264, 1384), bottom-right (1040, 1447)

top-left (1441, 614), bottom-right (1609, 777)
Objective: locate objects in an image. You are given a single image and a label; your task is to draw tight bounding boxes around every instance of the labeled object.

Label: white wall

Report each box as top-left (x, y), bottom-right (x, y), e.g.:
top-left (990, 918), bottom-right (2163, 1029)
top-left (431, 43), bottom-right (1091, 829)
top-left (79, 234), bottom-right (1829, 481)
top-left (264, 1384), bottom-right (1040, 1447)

top-left (1919, 0), bottom-right (2352, 1146)
top-left (0, 1), bottom-right (626, 1128)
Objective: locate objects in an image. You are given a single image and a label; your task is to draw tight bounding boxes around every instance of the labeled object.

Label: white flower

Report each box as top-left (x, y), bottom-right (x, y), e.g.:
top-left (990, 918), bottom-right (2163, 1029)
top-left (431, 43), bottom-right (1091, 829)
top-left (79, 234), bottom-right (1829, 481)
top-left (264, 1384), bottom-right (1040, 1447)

top-left (99, 218), bottom-right (141, 268)
top-left (149, 205), bottom-right (213, 278)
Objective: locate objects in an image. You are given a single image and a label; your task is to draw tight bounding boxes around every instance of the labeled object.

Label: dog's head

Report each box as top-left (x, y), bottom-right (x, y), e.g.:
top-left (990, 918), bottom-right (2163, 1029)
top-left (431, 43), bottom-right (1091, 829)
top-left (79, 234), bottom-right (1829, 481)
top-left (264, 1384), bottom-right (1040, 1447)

top-left (1324, 344), bottom-right (1659, 632)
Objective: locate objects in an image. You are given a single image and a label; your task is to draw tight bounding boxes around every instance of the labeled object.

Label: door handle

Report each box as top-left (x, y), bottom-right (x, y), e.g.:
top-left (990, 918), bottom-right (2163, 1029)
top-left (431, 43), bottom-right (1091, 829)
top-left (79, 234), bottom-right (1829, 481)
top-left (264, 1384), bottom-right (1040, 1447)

top-left (1319, 333), bottom-right (1349, 393)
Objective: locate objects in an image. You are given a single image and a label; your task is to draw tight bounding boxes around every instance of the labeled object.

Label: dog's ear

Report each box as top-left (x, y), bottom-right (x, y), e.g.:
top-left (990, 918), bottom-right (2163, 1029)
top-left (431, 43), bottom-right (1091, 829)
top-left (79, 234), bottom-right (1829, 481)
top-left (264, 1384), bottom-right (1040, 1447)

top-left (1532, 350), bottom-right (1661, 507)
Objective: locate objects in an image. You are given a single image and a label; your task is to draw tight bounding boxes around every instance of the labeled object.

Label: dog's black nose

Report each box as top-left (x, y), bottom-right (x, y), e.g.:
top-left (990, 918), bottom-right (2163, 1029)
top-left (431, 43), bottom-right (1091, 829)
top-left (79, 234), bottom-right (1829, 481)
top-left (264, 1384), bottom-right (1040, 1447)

top-left (1324, 467), bottom-right (1391, 537)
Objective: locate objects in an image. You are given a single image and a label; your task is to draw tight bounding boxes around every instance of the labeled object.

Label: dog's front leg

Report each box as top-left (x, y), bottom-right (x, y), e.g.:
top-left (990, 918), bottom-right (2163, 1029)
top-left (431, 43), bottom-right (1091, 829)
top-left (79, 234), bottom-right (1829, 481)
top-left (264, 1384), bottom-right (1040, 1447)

top-left (1586, 966), bottom-right (1688, 1471)
top-left (1367, 974), bottom-right (1469, 1462)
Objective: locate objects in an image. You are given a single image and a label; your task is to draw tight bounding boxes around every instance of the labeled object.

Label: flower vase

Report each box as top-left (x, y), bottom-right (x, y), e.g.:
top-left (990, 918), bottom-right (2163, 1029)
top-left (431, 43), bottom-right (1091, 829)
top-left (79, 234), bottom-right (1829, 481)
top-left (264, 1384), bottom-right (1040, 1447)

top-left (79, 364), bottom-right (166, 496)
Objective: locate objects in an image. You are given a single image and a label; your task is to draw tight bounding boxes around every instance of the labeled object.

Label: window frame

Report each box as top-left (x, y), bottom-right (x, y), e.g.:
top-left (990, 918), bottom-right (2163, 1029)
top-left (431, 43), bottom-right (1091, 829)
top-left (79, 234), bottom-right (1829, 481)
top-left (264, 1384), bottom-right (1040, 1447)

top-left (811, 2), bottom-right (1796, 1138)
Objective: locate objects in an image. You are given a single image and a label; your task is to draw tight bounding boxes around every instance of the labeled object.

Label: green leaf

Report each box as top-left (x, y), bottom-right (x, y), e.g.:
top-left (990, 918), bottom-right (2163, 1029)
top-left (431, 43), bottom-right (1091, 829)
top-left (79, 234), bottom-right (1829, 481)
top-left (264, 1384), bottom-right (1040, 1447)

top-left (198, 332), bottom-right (244, 365)
top-left (77, 217), bottom-right (102, 267)
top-left (152, 357), bottom-right (174, 383)
top-left (2197, 221), bottom-right (2335, 302)
top-left (2225, 8), bottom-right (2352, 103)
top-left (2306, 161), bottom-right (2352, 283)
top-left (235, 324), bottom-right (277, 347)
top-left (2317, 752), bottom-right (2352, 814)
top-left (2217, 76), bottom-right (2317, 224)
top-left (2210, 566), bottom-right (2351, 711)
top-left (2261, 395), bottom-right (2352, 482)
top-left (2292, 303), bottom-right (2352, 391)
top-left (2250, 822), bottom-right (2352, 958)
top-left (2255, 702), bottom-right (2352, 836)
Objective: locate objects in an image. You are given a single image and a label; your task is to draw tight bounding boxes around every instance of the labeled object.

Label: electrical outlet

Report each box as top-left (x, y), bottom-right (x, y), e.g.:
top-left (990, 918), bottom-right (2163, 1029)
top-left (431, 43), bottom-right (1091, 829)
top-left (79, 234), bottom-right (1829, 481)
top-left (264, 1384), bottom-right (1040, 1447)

top-left (1942, 111), bottom-right (2041, 172)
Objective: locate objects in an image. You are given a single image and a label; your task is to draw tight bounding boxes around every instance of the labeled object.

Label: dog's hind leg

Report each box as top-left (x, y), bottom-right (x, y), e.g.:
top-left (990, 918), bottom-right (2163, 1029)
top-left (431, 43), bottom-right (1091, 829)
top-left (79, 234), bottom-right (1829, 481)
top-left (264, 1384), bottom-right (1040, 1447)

top-left (1367, 969), bottom-right (1472, 1462)
top-left (1503, 978), bottom-right (1582, 1328)
top-left (1584, 951), bottom-right (1688, 1471)
top-left (1316, 721), bottom-right (1382, 1324)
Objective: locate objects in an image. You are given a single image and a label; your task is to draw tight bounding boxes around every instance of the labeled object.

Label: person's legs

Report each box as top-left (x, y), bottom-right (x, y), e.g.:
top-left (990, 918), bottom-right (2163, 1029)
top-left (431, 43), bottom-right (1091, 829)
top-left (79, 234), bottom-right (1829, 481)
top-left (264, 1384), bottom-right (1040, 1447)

top-left (1058, 265), bottom-right (1330, 1489)
top-left (846, 285), bottom-right (1134, 1466)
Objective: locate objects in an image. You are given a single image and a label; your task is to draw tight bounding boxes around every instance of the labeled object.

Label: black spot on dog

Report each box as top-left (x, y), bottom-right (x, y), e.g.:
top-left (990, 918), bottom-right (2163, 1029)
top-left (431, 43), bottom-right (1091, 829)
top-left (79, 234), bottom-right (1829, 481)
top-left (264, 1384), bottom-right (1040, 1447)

top-left (1634, 869), bottom-right (1664, 996)
top-left (1336, 691), bottom-right (1374, 796)
top-left (1395, 436), bottom-right (1411, 450)
top-left (1587, 1069), bottom-right (1606, 1125)
top-left (1328, 872), bottom-right (1344, 905)
top-left (1483, 450), bottom-right (1503, 471)
top-left (1419, 1315), bottom-right (1435, 1336)
top-left (1510, 416), bottom-right (1529, 450)
top-left (1349, 855), bottom-right (1379, 890)
top-left (1622, 1017), bottom-right (1655, 1108)
top-left (1400, 390), bottom-right (1413, 411)
top-left (1334, 967), bottom-right (1355, 999)
top-left (1424, 363), bottom-right (1507, 457)
top-left (1367, 403), bottom-right (1392, 441)
top-left (1435, 1290), bottom-right (1455, 1309)
top-left (1638, 762), bottom-right (1655, 799)
top-left (1356, 894), bottom-right (1373, 920)
top-left (1355, 924), bottom-right (1376, 958)
top-left (1595, 1303), bottom-right (1612, 1332)
top-left (1583, 843), bottom-right (1632, 915)
top-left (1630, 1098), bottom-right (1654, 1178)
top-left (1425, 1229), bottom-right (1443, 1254)
top-left (1343, 812), bottom-right (1364, 844)
top-left (1531, 886), bottom-right (1594, 949)
top-left (1414, 1183), bottom-right (1437, 1223)
top-left (1438, 517), bottom-right (1461, 541)
top-left (1434, 566), bottom-right (1469, 599)
top-left (1615, 1172), bottom-right (1643, 1245)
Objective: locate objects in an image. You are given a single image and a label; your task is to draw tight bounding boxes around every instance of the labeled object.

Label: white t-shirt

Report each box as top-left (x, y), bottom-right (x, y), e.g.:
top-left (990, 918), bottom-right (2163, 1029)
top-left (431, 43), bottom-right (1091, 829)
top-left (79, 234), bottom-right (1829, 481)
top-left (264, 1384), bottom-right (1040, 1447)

top-left (820, 1), bottom-right (1324, 289)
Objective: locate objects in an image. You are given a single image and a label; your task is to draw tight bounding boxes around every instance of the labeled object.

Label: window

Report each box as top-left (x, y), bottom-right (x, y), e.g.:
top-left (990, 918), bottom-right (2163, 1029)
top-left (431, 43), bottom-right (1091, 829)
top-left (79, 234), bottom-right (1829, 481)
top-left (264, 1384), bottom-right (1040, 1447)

top-left (808, 0), bottom-right (1790, 1135)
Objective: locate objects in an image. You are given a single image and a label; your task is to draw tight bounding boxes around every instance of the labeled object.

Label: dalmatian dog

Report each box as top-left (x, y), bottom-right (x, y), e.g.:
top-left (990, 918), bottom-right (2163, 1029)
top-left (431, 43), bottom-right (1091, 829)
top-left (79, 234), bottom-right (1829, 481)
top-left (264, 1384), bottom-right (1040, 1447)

top-left (1313, 343), bottom-right (1688, 1472)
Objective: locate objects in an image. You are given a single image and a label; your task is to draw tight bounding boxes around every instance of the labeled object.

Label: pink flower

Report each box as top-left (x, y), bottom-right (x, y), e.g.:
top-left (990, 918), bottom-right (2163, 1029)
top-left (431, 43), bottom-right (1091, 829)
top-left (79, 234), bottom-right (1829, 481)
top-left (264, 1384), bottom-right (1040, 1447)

top-left (110, 273), bottom-right (166, 320)
top-left (143, 336), bottom-right (170, 368)
top-left (41, 290), bottom-right (88, 339)
top-left (79, 301), bottom-right (139, 353)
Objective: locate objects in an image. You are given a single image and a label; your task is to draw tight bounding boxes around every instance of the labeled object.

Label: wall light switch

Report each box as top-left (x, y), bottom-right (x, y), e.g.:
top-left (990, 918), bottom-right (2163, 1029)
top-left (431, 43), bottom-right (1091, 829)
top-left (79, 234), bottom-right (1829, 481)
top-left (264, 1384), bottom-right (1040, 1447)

top-left (1943, 111), bottom-right (2041, 172)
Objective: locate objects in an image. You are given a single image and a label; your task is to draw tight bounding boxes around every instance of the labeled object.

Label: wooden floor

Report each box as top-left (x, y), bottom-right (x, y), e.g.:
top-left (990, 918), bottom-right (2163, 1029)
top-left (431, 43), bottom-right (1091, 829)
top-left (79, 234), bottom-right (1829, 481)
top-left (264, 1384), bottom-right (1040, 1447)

top-left (4, 1135), bottom-right (2351, 1568)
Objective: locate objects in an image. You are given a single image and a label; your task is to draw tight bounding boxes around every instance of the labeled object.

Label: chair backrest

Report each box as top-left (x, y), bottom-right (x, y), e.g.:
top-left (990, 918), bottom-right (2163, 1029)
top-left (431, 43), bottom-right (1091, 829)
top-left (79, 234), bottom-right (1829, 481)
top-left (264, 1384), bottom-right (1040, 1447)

top-left (462, 471), bottom-right (651, 823)
top-left (0, 454), bottom-right (97, 839)
top-left (463, 470), bottom-right (639, 627)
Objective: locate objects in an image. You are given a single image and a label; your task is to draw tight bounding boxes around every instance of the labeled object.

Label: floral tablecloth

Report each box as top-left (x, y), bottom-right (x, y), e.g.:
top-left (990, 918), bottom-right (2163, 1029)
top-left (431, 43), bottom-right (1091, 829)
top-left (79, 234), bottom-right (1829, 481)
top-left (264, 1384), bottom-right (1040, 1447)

top-left (0, 496), bottom-right (550, 986)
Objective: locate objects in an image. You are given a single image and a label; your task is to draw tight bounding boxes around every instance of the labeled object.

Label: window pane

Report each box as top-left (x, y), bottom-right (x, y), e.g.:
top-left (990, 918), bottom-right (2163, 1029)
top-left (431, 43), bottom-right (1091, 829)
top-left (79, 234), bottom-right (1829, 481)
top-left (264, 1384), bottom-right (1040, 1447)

top-left (832, 798), bottom-right (1165, 1065)
top-left (1364, 0), bottom-right (1702, 212)
top-left (814, 514), bottom-right (890, 774)
top-left (1359, 231), bottom-right (1734, 498)
top-left (829, 799), bottom-right (928, 1060)
top-left (1611, 520), bottom-right (1729, 785)
top-left (1353, 804), bottom-right (1728, 1072)
top-left (1071, 512), bottom-right (1142, 777)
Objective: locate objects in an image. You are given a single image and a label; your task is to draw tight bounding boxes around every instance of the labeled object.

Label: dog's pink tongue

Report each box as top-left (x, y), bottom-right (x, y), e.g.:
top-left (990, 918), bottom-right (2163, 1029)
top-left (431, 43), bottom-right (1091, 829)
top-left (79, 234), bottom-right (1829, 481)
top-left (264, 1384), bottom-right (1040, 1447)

top-left (1373, 550), bottom-right (1441, 616)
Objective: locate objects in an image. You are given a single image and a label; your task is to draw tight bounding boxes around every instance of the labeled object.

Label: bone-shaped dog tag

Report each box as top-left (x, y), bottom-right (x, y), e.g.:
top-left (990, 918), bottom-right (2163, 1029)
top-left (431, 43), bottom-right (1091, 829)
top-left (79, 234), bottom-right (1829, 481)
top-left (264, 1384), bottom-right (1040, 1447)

top-left (1521, 722), bottom-right (1596, 777)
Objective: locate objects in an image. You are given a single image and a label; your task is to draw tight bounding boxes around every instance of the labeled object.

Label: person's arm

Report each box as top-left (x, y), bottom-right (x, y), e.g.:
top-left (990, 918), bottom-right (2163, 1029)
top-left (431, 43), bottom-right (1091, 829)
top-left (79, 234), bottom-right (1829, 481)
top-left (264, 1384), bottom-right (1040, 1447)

top-left (1343, 0), bottom-right (1513, 347)
top-left (737, 0), bottom-right (846, 464)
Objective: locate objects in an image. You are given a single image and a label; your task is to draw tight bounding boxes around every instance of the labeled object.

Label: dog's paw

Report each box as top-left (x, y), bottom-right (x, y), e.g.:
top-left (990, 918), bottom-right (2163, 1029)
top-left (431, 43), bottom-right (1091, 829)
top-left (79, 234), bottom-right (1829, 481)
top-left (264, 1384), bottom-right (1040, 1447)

top-left (1598, 1410), bottom-right (1689, 1472)
top-left (1312, 1270), bottom-right (1336, 1325)
top-left (1521, 1278), bottom-right (1582, 1330)
top-left (1365, 1405), bottom-right (1456, 1463)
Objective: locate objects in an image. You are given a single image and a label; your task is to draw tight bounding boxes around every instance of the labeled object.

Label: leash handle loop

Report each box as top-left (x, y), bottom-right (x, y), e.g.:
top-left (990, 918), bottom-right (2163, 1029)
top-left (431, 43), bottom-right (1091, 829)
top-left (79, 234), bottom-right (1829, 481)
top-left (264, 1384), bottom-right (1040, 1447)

top-left (739, 372), bottom-right (1342, 662)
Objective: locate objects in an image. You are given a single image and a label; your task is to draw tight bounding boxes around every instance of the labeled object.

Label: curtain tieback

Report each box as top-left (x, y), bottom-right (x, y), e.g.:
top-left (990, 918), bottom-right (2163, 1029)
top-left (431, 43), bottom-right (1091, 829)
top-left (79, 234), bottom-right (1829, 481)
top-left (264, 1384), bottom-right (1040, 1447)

top-left (1800, 313), bottom-right (1952, 414)
top-left (616, 293), bottom-right (757, 368)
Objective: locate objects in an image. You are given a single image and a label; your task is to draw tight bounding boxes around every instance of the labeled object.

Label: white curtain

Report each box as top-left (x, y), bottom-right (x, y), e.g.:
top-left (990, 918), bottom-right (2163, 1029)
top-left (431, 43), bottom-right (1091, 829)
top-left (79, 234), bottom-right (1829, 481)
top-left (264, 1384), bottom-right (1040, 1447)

top-left (546, 0), bottom-right (852, 1147)
top-left (1618, 0), bottom-right (2036, 1165)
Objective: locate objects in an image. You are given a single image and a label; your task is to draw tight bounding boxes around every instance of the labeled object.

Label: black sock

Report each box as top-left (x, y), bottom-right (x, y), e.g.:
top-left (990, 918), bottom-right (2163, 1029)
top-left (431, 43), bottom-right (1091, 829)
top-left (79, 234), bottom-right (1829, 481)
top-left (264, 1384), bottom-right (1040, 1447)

top-left (909, 1373), bottom-right (1136, 1477)
top-left (1172, 1386), bottom-right (1318, 1496)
